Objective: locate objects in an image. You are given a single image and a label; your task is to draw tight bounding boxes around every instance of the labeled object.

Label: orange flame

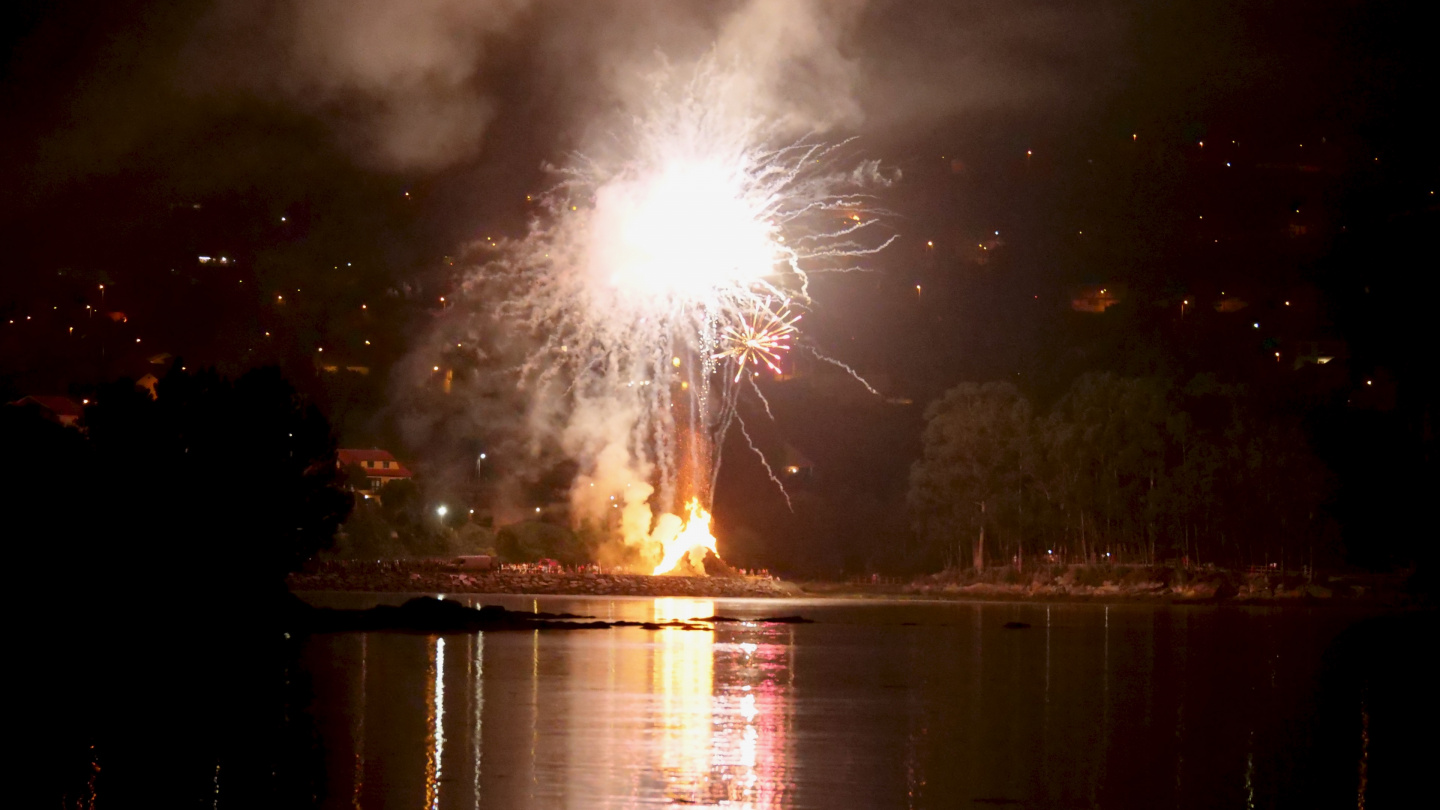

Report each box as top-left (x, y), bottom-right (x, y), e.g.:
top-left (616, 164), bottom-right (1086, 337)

top-left (652, 498), bottom-right (718, 576)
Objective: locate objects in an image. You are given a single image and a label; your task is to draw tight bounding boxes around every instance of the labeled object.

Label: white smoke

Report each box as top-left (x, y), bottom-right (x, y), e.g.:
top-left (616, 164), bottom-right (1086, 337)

top-left (188, 1), bottom-right (1120, 171)
top-left (192, 0), bottom-right (532, 171)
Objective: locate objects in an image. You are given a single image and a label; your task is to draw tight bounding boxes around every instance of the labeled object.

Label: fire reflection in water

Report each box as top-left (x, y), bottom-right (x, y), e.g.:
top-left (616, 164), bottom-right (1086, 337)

top-left (653, 599), bottom-right (715, 802)
top-left (652, 598), bottom-right (794, 808)
top-left (425, 636), bottom-right (446, 810)
top-left (324, 601), bottom-right (792, 809)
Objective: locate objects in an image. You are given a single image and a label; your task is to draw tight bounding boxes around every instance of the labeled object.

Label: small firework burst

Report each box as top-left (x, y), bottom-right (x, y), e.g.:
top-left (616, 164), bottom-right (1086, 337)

top-left (715, 305), bottom-right (801, 381)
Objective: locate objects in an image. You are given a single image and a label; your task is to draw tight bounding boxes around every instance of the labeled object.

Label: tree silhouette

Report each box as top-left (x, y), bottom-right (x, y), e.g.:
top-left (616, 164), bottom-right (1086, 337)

top-left (9, 364), bottom-right (350, 807)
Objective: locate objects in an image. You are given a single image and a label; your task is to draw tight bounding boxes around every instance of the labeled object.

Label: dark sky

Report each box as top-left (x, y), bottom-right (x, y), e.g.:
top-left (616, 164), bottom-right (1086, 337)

top-left (1, 0), bottom-right (1434, 418)
top-left (2, 0), bottom-right (1434, 571)
top-left (2, 0), bottom-right (1428, 272)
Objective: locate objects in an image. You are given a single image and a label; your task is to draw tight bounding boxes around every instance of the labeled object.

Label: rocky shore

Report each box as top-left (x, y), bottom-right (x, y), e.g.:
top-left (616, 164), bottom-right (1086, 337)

top-left (288, 564), bottom-right (803, 599)
top-left (859, 564), bottom-right (1413, 604)
top-left (291, 560), bottom-right (1418, 606)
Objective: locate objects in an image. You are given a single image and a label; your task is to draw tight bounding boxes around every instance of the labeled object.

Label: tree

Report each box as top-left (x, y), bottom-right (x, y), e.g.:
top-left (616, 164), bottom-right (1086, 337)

top-left (1046, 373), bottom-right (1173, 561)
top-left (909, 382), bottom-right (1035, 570)
top-left (496, 520), bottom-right (591, 565)
top-left (7, 364), bottom-right (350, 807)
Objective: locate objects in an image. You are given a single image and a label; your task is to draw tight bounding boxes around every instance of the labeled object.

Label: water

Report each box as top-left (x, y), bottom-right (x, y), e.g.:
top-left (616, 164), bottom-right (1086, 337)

top-left (297, 595), bottom-right (1420, 809)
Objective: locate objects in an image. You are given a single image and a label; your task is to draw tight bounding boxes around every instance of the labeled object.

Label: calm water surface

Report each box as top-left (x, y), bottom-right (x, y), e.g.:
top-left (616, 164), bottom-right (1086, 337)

top-left (297, 595), bottom-right (1406, 809)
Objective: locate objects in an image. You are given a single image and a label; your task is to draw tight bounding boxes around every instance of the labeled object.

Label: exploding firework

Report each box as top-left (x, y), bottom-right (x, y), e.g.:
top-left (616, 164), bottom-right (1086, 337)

top-left (476, 60), bottom-right (895, 572)
top-left (715, 306), bottom-right (800, 382)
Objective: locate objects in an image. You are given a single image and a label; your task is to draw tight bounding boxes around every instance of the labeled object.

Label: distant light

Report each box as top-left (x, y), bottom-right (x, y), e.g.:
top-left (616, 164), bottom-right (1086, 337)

top-left (1226, 162), bottom-right (1231, 167)
top-left (433, 365), bottom-right (440, 372)
top-left (317, 347), bottom-right (323, 352)
top-left (1253, 322), bottom-right (1259, 328)
top-left (479, 453), bottom-right (486, 460)
top-left (672, 356), bottom-right (681, 367)
top-left (1026, 150), bottom-right (1033, 156)
top-left (926, 240), bottom-right (933, 247)
top-left (437, 505), bottom-right (448, 517)
top-left (361, 304), bottom-right (367, 309)
top-left (82, 399), bottom-right (89, 405)
top-left (135, 338), bottom-right (141, 343)
top-left (280, 217), bottom-right (286, 222)
top-left (469, 509), bottom-right (474, 514)
top-left (1366, 380), bottom-right (1373, 386)
top-left (1285, 301), bottom-right (1291, 306)
top-left (439, 297), bottom-right (445, 303)
top-left (535, 507), bottom-right (541, 513)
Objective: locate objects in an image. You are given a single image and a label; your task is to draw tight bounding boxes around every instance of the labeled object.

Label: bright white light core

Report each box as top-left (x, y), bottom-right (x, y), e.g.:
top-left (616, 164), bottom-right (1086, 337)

top-left (590, 159), bottom-right (781, 305)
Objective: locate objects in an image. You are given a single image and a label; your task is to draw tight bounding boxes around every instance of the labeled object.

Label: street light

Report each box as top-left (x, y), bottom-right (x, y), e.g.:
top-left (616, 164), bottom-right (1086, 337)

top-left (436, 505), bottom-right (448, 518)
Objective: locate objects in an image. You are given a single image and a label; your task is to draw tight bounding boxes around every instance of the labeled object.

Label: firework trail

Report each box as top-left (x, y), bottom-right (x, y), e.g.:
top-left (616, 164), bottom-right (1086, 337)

top-left (475, 58), bottom-right (894, 569)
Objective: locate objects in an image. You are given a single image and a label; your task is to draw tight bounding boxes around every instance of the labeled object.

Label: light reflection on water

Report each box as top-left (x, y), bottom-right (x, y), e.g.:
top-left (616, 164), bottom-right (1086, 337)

top-left (298, 596), bottom-right (1384, 809)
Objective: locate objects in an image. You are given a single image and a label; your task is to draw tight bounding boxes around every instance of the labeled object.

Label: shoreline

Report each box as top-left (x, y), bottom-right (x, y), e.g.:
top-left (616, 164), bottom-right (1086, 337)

top-left (288, 565), bottom-right (1421, 607)
top-left (288, 568), bottom-right (805, 599)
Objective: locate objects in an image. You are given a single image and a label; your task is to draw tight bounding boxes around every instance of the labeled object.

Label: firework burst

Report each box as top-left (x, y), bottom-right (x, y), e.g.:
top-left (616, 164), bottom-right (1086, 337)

top-left (471, 59), bottom-right (895, 571)
top-left (715, 306), bottom-right (800, 382)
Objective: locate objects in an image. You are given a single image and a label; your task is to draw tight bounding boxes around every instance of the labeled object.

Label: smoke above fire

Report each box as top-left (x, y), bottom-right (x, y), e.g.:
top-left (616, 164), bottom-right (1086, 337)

top-left (189, 0), bottom-right (1121, 171)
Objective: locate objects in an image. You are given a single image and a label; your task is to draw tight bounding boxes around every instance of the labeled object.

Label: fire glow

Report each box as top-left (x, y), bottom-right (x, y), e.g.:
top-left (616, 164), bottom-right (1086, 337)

top-left (651, 498), bottom-right (719, 576)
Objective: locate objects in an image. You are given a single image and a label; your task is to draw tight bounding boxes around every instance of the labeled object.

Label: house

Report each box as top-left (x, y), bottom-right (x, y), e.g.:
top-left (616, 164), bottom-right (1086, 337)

top-left (337, 448), bottom-right (414, 492)
top-left (136, 373), bottom-right (160, 398)
top-left (10, 395), bottom-right (85, 427)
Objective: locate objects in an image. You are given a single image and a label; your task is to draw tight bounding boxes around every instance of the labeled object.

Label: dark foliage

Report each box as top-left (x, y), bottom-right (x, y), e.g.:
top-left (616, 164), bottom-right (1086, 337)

top-left (910, 373), bottom-right (1333, 570)
top-left (6, 364), bottom-right (351, 807)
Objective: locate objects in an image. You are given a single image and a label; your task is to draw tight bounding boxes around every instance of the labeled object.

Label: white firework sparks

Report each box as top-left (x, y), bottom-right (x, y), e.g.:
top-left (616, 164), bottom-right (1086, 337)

top-left (477, 60), bottom-right (895, 569)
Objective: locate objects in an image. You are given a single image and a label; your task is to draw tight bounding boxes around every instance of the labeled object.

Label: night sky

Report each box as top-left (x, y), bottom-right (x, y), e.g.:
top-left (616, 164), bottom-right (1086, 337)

top-left (2, 0), bottom-right (1434, 569)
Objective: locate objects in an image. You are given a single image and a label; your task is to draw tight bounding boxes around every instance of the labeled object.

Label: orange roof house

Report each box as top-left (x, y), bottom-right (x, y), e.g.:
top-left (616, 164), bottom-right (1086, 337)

top-left (10, 395), bottom-right (84, 427)
top-left (337, 448), bottom-right (414, 491)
